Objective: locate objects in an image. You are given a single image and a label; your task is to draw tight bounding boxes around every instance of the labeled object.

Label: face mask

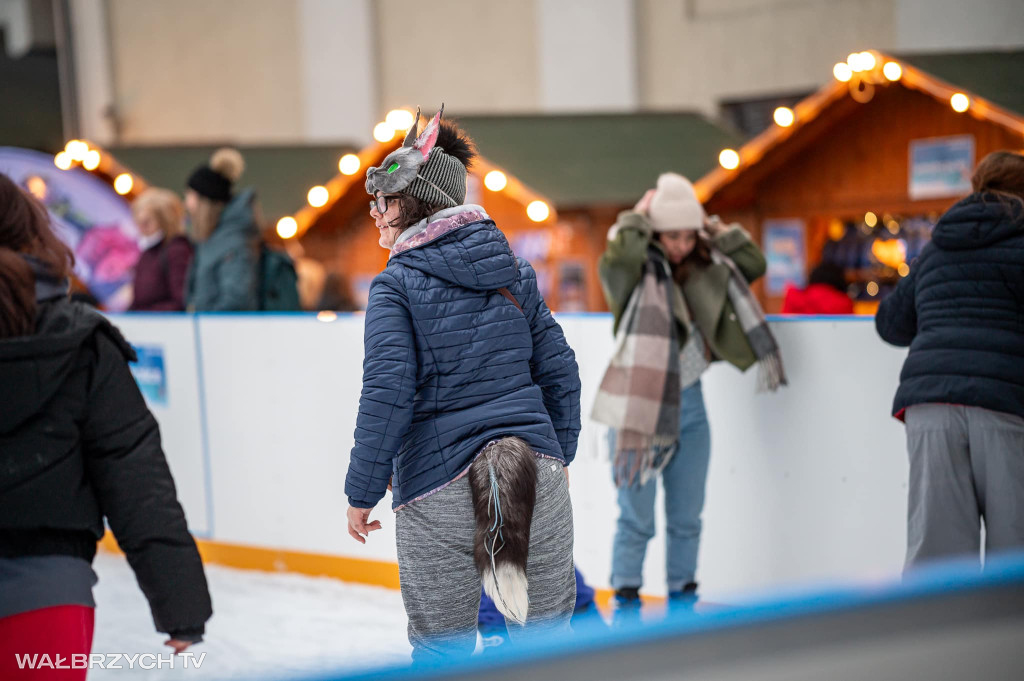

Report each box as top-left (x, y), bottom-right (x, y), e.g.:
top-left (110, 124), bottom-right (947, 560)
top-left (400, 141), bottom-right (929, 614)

top-left (137, 232), bottom-right (164, 252)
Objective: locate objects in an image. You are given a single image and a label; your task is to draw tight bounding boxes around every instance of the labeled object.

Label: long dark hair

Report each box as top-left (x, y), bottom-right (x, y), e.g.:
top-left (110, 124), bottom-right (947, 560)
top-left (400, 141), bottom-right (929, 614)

top-left (0, 173), bottom-right (75, 337)
top-left (654, 231), bottom-right (713, 285)
top-left (0, 249), bottom-right (36, 338)
top-left (972, 150), bottom-right (1024, 213)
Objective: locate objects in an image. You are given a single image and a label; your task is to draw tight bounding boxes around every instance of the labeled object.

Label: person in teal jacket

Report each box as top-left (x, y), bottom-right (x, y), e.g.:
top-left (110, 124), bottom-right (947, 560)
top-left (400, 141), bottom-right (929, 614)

top-left (597, 173), bottom-right (771, 621)
top-left (183, 148), bottom-right (260, 311)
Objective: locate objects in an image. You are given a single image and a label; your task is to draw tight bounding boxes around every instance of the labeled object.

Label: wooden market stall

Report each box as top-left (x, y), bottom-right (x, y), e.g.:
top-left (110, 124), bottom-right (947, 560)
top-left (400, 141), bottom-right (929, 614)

top-left (282, 112), bottom-right (741, 312)
top-left (278, 126), bottom-right (564, 310)
top-left (694, 49), bottom-right (1024, 313)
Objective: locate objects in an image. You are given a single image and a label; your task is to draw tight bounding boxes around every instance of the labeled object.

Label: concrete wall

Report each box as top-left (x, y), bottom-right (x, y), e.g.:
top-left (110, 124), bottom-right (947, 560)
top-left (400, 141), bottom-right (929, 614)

top-left (67, 0), bottom-right (1024, 145)
top-left (374, 0), bottom-right (541, 115)
top-left (894, 0), bottom-right (1024, 52)
top-left (636, 0), bottom-right (897, 113)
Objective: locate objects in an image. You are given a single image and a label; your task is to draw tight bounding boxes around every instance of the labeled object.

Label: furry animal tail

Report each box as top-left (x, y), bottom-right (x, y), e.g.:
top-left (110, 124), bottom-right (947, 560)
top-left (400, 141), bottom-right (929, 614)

top-left (469, 437), bottom-right (537, 626)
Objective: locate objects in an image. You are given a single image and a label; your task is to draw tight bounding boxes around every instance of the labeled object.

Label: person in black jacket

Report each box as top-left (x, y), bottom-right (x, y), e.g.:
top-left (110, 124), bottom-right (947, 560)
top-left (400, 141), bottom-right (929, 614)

top-left (0, 173), bottom-right (212, 678)
top-left (876, 151), bottom-right (1024, 570)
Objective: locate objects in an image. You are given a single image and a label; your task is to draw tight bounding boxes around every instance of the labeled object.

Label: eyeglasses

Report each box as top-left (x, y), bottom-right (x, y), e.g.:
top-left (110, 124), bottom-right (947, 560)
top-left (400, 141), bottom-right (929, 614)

top-left (369, 194), bottom-right (402, 214)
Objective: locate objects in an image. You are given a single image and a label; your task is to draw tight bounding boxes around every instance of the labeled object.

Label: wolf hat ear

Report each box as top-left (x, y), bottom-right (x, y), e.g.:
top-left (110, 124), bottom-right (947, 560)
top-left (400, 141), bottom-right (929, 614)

top-left (412, 104), bottom-right (444, 160)
top-left (401, 107), bottom-right (422, 148)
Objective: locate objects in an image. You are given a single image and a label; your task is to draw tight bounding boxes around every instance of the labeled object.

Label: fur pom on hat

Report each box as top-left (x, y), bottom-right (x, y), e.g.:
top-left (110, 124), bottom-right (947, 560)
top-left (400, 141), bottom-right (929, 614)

top-left (209, 148), bottom-right (245, 182)
top-left (187, 148), bottom-right (245, 203)
top-left (648, 173), bottom-right (705, 232)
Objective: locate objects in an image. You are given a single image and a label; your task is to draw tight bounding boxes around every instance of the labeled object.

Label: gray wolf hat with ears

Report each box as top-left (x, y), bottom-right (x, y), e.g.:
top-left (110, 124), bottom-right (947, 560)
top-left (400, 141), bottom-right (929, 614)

top-left (365, 105), bottom-right (476, 208)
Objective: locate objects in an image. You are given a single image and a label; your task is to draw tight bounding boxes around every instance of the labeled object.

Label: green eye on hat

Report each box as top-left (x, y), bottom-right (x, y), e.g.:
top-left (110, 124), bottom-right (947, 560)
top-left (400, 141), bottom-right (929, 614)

top-left (387, 162), bottom-right (400, 174)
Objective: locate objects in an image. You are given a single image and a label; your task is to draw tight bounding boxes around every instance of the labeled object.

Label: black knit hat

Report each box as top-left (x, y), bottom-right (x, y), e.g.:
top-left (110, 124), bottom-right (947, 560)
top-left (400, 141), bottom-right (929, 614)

top-left (186, 148), bottom-right (246, 203)
top-left (187, 167), bottom-right (231, 202)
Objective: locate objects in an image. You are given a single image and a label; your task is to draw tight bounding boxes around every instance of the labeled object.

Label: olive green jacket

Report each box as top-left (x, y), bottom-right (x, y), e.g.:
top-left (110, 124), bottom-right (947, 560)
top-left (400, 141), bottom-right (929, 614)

top-left (598, 211), bottom-right (768, 371)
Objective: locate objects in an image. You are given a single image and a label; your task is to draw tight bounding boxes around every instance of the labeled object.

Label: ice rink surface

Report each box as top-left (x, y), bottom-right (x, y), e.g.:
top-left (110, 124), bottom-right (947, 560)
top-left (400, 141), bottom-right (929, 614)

top-left (91, 551), bottom-right (411, 680)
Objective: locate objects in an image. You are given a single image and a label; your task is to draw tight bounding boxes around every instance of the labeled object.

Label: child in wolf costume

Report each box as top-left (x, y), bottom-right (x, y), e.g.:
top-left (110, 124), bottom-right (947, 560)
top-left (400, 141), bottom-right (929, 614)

top-left (344, 106), bottom-right (581, 660)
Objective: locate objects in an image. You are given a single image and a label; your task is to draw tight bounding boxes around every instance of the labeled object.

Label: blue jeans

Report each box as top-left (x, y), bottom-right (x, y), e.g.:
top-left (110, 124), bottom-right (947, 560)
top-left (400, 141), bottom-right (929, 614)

top-left (610, 380), bottom-right (711, 592)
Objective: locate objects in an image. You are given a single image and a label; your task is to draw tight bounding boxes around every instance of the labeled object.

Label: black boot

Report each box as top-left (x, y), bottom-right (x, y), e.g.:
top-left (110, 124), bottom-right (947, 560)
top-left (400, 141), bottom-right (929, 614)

top-left (667, 582), bottom-right (698, 613)
top-left (612, 587), bottom-right (642, 628)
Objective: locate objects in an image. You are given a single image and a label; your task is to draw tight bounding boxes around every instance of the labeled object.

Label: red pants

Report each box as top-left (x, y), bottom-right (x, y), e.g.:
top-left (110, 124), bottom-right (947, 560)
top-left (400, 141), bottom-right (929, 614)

top-left (0, 606), bottom-right (95, 680)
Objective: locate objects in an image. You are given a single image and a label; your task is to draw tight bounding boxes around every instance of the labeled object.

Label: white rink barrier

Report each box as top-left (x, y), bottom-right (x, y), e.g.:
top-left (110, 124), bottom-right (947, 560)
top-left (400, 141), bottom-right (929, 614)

top-left (110, 313), bottom-right (909, 600)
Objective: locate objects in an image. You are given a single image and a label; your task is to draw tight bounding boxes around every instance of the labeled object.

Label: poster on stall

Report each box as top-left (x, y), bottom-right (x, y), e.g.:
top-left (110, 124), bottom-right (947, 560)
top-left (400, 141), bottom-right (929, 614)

top-left (763, 219), bottom-right (806, 296)
top-left (0, 147), bottom-right (140, 311)
top-left (909, 135), bottom-right (974, 199)
top-left (130, 345), bottom-right (168, 407)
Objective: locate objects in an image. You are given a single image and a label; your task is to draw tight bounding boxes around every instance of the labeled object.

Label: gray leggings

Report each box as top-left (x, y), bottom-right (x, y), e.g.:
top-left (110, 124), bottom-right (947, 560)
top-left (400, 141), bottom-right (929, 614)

top-left (395, 455), bottom-right (576, 661)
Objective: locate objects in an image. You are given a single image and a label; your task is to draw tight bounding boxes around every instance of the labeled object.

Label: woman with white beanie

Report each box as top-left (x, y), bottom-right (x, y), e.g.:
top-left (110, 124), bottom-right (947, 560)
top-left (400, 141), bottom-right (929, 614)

top-left (593, 172), bottom-right (782, 620)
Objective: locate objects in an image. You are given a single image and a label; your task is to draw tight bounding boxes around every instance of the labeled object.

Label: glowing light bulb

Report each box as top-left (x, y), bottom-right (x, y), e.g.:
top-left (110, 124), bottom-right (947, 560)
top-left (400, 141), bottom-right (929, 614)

top-left (773, 107), bottom-right (795, 127)
top-left (339, 154), bottom-right (361, 175)
top-left (898, 263), bottom-right (910, 277)
top-left (484, 170), bottom-right (507, 191)
top-left (307, 186), bottom-right (329, 208)
top-left (833, 62), bottom-right (853, 82)
top-left (113, 173), bottom-right (133, 195)
top-left (83, 150), bottom-right (101, 170)
top-left (385, 109), bottom-right (415, 131)
top-left (526, 200), bottom-right (550, 222)
top-left (864, 212), bottom-right (878, 228)
top-left (950, 93), bottom-right (970, 113)
top-left (859, 51), bottom-right (876, 71)
top-left (883, 61), bottom-right (902, 81)
top-left (65, 140), bottom-right (88, 162)
top-left (26, 176), bottom-right (47, 200)
top-left (54, 151), bottom-right (73, 170)
top-left (373, 122), bottom-right (396, 143)
top-left (866, 281), bottom-right (879, 297)
top-left (317, 310), bottom-right (338, 322)
top-left (276, 217), bottom-right (298, 239)
top-left (719, 149), bottom-right (740, 170)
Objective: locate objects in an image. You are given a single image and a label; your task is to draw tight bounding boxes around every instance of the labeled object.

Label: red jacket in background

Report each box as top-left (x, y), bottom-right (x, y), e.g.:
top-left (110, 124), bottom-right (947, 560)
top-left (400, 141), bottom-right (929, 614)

top-left (781, 283), bottom-right (854, 315)
top-left (129, 236), bottom-right (193, 312)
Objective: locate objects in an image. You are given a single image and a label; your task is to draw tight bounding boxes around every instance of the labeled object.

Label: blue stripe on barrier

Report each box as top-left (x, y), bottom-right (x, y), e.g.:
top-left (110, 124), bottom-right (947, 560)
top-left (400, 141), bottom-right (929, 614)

top-left (113, 311), bottom-right (879, 322)
top-left (300, 552), bottom-right (1024, 681)
top-left (192, 317), bottom-right (216, 537)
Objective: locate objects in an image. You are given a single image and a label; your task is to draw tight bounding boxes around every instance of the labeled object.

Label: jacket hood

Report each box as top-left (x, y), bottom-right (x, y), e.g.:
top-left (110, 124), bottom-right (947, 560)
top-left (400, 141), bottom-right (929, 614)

top-left (390, 205), bottom-right (519, 291)
top-left (0, 299), bottom-right (133, 433)
top-left (206, 188), bottom-right (259, 245)
top-left (931, 193), bottom-right (1024, 250)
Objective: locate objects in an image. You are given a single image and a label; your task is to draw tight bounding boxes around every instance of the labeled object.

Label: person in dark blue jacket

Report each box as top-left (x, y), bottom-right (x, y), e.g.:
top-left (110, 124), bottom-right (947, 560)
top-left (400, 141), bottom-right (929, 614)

top-left (343, 107), bottom-right (582, 660)
top-left (876, 150), bottom-right (1024, 570)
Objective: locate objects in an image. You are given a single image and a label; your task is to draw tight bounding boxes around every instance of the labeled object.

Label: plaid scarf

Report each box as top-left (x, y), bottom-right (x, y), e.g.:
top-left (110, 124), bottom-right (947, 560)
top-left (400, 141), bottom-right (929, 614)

top-left (710, 248), bottom-right (787, 393)
top-left (593, 242), bottom-right (787, 488)
top-left (591, 252), bottom-right (681, 487)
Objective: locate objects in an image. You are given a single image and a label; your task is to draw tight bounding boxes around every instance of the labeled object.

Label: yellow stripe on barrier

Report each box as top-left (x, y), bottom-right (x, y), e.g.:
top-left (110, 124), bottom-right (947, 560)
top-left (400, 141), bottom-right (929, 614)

top-left (98, 532), bottom-right (400, 590)
top-left (97, 532), bottom-right (663, 611)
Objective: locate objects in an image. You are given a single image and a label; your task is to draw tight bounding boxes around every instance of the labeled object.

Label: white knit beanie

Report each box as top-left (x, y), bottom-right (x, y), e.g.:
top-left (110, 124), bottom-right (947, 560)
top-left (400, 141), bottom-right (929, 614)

top-left (648, 173), bottom-right (706, 232)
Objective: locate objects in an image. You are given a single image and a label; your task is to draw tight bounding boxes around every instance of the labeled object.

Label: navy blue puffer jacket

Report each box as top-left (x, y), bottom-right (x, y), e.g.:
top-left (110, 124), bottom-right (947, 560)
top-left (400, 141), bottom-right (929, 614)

top-left (344, 206), bottom-right (582, 509)
top-left (876, 193), bottom-right (1024, 419)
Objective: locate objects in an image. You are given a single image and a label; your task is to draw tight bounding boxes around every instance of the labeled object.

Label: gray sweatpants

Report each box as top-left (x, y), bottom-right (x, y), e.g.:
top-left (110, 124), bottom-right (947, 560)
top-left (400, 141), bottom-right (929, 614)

top-left (905, 404), bottom-right (1024, 569)
top-left (395, 455), bottom-right (576, 661)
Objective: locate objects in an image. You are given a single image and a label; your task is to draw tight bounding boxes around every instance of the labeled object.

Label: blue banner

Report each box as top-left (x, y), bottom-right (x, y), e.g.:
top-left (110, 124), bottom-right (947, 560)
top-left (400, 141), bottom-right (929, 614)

top-left (130, 345), bottom-right (168, 406)
top-left (764, 219), bottom-right (806, 296)
top-left (909, 135), bottom-right (974, 200)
